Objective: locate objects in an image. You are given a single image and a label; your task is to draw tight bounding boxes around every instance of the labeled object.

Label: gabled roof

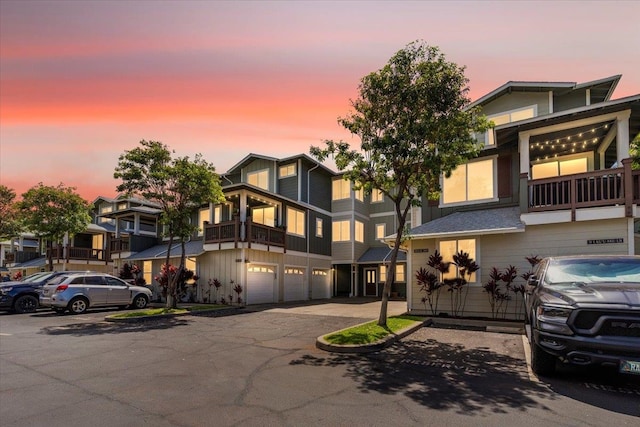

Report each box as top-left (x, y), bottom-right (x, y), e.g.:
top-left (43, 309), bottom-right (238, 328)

top-left (408, 206), bottom-right (525, 239)
top-left (224, 152), bottom-right (336, 176)
top-left (357, 247), bottom-right (407, 264)
top-left (469, 75), bottom-right (621, 108)
top-left (125, 240), bottom-right (204, 261)
top-left (11, 256), bottom-right (46, 268)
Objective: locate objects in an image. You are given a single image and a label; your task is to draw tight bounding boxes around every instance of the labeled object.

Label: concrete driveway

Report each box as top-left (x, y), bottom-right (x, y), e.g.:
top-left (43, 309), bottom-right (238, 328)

top-left (262, 297), bottom-right (407, 318)
top-left (1, 300), bottom-right (638, 426)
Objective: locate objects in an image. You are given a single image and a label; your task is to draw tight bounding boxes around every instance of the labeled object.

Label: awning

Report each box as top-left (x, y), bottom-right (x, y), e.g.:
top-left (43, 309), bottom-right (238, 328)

top-left (125, 240), bottom-right (205, 261)
top-left (357, 247), bottom-right (406, 264)
top-left (408, 206), bottom-right (525, 240)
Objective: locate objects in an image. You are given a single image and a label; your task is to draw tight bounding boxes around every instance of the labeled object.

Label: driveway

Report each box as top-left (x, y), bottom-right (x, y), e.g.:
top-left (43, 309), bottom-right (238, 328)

top-left (1, 300), bottom-right (638, 426)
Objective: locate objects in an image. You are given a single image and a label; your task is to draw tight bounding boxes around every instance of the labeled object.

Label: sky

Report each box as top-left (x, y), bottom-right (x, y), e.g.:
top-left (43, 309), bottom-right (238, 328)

top-left (1, 0), bottom-right (639, 202)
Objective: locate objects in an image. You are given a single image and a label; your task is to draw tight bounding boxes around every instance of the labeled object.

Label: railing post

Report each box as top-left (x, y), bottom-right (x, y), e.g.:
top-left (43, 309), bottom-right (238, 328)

top-left (622, 158), bottom-right (633, 217)
top-left (246, 217), bottom-right (252, 249)
top-left (570, 176), bottom-right (577, 222)
top-left (519, 173), bottom-right (529, 213)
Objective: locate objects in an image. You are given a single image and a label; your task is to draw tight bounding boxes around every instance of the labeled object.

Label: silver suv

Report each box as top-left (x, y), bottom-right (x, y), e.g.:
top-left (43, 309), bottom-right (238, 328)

top-left (40, 273), bottom-right (152, 314)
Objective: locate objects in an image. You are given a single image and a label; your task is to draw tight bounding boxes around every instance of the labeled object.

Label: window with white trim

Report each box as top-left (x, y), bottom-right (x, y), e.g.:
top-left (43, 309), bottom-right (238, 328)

top-left (252, 206), bottom-right (275, 227)
top-left (332, 220), bottom-right (350, 242)
top-left (379, 264), bottom-right (405, 282)
top-left (316, 218), bottom-right (323, 238)
top-left (287, 207), bottom-right (305, 237)
top-left (442, 158), bottom-right (495, 205)
top-left (355, 220), bottom-right (364, 243)
top-left (279, 164), bottom-right (296, 178)
top-left (332, 179), bottom-right (351, 200)
top-left (531, 154), bottom-right (589, 180)
top-left (247, 169), bottom-right (269, 190)
top-left (143, 261), bottom-right (152, 285)
top-left (485, 105), bottom-right (536, 146)
top-left (355, 187), bottom-right (364, 202)
top-left (214, 206), bottom-right (221, 224)
top-left (375, 223), bottom-right (386, 240)
top-left (371, 189), bottom-right (384, 203)
top-left (439, 238), bottom-right (477, 282)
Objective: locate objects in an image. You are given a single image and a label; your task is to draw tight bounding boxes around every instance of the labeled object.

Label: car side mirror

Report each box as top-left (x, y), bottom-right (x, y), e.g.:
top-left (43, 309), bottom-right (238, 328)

top-left (527, 275), bottom-right (539, 287)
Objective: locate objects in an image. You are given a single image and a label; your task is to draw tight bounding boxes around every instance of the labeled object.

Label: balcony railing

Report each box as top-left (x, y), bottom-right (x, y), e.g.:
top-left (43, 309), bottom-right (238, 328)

top-left (110, 238), bottom-right (130, 253)
top-left (47, 245), bottom-right (109, 263)
top-left (204, 217), bottom-right (286, 251)
top-left (528, 158), bottom-right (639, 219)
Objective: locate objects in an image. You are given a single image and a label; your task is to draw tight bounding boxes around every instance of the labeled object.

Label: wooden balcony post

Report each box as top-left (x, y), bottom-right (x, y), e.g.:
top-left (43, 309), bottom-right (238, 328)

top-left (519, 173), bottom-right (529, 213)
top-left (622, 158), bottom-right (633, 217)
top-left (246, 217), bottom-right (252, 249)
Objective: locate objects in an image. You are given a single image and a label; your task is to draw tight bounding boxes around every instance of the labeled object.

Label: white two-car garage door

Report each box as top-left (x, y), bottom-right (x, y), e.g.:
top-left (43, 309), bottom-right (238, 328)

top-left (284, 267), bottom-right (306, 302)
top-left (311, 268), bottom-right (331, 299)
top-left (246, 265), bottom-right (276, 305)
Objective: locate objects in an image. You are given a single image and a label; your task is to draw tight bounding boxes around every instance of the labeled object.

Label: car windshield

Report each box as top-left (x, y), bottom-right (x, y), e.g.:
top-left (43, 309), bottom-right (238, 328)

top-left (545, 258), bottom-right (640, 284)
top-left (22, 272), bottom-right (48, 282)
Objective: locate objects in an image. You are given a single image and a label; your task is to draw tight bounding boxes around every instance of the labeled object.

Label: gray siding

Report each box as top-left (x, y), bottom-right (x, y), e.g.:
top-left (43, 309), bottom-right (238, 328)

top-left (554, 90), bottom-right (587, 112)
top-left (278, 176), bottom-right (298, 200)
top-left (243, 159), bottom-right (275, 191)
top-left (307, 167), bottom-right (332, 211)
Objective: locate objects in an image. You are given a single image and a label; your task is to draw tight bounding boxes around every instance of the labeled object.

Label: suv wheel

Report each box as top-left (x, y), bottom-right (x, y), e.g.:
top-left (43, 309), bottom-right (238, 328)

top-left (14, 295), bottom-right (38, 314)
top-left (68, 297), bottom-right (88, 315)
top-left (530, 338), bottom-right (556, 376)
top-left (131, 294), bottom-right (148, 310)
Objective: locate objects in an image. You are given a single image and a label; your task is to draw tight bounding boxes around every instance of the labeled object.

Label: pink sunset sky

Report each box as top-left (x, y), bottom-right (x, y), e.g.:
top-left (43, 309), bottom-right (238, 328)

top-left (1, 0), bottom-right (639, 201)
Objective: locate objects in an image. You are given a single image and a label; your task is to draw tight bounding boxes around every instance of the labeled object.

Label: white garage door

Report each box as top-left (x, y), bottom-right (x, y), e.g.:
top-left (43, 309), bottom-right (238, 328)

top-left (246, 265), bottom-right (276, 305)
top-left (284, 267), bottom-right (305, 302)
top-left (311, 269), bottom-right (331, 299)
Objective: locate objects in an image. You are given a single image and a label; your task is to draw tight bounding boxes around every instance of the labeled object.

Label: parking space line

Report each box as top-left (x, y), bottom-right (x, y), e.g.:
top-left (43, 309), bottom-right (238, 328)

top-left (0, 333), bottom-right (12, 336)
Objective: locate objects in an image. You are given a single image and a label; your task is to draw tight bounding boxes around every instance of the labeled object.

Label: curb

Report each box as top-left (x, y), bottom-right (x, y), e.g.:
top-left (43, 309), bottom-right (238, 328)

top-left (316, 318), bottom-right (432, 354)
top-left (427, 317), bottom-right (525, 335)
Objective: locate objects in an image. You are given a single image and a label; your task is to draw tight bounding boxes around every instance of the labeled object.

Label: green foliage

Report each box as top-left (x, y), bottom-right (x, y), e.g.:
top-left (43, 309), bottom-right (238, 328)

top-left (311, 41), bottom-right (489, 326)
top-left (17, 183), bottom-right (91, 244)
top-left (324, 315), bottom-right (423, 345)
top-left (631, 133), bottom-right (639, 170)
top-left (0, 185), bottom-right (23, 240)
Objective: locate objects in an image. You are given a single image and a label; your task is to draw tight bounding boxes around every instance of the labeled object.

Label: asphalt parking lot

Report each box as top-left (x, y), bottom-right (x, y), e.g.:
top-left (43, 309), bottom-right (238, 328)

top-left (1, 301), bottom-right (638, 426)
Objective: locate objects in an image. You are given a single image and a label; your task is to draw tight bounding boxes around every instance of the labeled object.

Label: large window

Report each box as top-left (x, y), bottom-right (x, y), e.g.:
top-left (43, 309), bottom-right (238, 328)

top-left (485, 105), bottom-right (536, 146)
top-left (332, 220), bottom-right (350, 242)
top-left (355, 220), bottom-right (364, 243)
top-left (531, 155), bottom-right (588, 180)
top-left (279, 164), bottom-right (296, 178)
top-left (375, 223), bottom-right (386, 240)
top-left (332, 179), bottom-right (351, 200)
top-left (287, 207), bottom-right (305, 237)
top-left (247, 169), bottom-right (269, 190)
top-left (439, 238), bottom-right (477, 282)
top-left (252, 206), bottom-right (275, 227)
top-left (143, 261), bottom-right (152, 285)
top-left (355, 187), bottom-right (364, 202)
top-left (380, 264), bottom-right (406, 282)
top-left (442, 158), bottom-right (495, 205)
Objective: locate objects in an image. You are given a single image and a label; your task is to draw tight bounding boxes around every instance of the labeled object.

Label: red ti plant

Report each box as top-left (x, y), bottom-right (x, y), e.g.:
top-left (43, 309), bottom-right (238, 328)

top-left (449, 250), bottom-right (479, 317)
top-left (415, 267), bottom-right (441, 315)
top-left (233, 283), bottom-right (243, 306)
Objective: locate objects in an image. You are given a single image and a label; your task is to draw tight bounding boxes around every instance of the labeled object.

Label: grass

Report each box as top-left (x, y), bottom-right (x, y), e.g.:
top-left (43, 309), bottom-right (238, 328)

top-left (187, 304), bottom-right (228, 311)
top-left (323, 315), bottom-right (424, 345)
top-left (110, 308), bottom-right (188, 318)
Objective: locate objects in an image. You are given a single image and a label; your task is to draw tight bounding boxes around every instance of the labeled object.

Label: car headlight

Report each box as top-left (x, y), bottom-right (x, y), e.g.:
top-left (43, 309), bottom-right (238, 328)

top-left (0, 287), bottom-right (12, 295)
top-left (536, 305), bottom-right (573, 335)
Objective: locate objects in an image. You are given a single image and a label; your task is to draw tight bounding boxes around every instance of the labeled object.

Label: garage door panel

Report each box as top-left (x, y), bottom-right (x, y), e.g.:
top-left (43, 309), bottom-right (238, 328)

top-left (284, 267), bottom-right (305, 302)
top-left (247, 265), bottom-right (276, 305)
top-left (311, 269), bottom-right (330, 299)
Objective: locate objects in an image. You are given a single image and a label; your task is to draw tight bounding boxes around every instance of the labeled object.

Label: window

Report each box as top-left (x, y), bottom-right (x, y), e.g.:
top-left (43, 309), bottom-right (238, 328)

top-left (316, 218), bottom-right (323, 238)
top-left (143, 261), bottom-right (152, 285)
top-left (371, 189), bottom-right (384, 203)
top-left (279, 164), bottom-right (296, 178)
top-left (287, 207), bottom-right (305, 237)
top-left (247, 169), bottom-right (269, 190)
top-left (100, 205), bottom-right (112, 214)
top-left (92, 234), bottom-right (103, 251)
top-left (375, 223), bottom-right (386, 240)
top-left (332, 178), bottom-right (351, 200)
top-left (442, 158), bottom-right (495, 204)
top-left (252, 206), bottom-right (275, 227)
top-left (439, 238), bottom-right (477, 282)
top-left (355, 220), bottom-right (364, 243)
top-left (531, 156), bottom-right (588, 180)
top-left (117, 202), bottom-right (127, 210)
top-left (379, 264), bottom-right (405, 282)
top-left (313, 269), bottom-right (327, 276)
top-left (355, 187), bottom-right (364, 202)
top-left (214, 206), bottom-right (222, 224)
top-left (285, 267), bottom-right (304, 275)
top-left (332, 220), bottom-right (350, 242)
top-left (198, 207), bottom-right (210, 236)
top-left (485, 105), bottom-right (536, 146)
top-left (185, 258), bottom-right (196, 273)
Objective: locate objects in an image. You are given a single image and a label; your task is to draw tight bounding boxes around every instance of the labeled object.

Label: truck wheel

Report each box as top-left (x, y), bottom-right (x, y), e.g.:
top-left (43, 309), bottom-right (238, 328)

top-left (530, 339), bottom-right (556, 376)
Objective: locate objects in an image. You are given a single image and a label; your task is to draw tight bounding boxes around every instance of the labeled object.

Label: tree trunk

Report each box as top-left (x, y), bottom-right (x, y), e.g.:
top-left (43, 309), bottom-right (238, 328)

top-left (164, 234), bottom-right (174, 309)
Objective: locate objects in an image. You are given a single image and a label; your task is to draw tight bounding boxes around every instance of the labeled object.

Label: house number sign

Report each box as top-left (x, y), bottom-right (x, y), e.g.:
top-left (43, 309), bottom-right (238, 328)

top-left (587, 238), bottom-right (624, 245)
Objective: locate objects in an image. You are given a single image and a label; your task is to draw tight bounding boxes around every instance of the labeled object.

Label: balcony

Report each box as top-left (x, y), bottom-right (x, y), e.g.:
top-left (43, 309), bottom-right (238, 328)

top-left (47, 245), bottom-right (110, 264)
top-left (204, 217), bottom-right (286, 251)
top-left (527, 158), bottom-right (639, 219)
top-left (110, 238), bottom-right (130, 254)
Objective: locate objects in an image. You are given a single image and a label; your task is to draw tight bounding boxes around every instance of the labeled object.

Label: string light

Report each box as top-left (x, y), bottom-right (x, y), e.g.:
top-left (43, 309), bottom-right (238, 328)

top-left (529, 122), bottom-right (612, 154)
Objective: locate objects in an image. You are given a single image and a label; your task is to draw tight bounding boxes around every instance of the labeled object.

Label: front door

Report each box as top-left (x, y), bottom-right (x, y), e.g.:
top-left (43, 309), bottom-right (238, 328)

top-left (364, 268), bottom-right (377, 297)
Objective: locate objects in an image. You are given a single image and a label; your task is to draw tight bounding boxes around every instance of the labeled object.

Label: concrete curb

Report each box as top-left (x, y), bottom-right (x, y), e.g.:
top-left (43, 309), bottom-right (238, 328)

top-left (316, 318), bottom-right (433, 354)
top-left (427, 317), bottom-right (525, 335)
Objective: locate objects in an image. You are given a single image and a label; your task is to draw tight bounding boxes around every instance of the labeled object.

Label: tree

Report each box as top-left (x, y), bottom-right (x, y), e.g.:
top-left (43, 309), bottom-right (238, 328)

top-left (311, 41), bottom-right (489, 326)
top-left (114, 140), bottom-right (225, 308)
top-left (0, 185), bottom-right (23, 241)
top-left (17, 183), bottom-right (92, 271)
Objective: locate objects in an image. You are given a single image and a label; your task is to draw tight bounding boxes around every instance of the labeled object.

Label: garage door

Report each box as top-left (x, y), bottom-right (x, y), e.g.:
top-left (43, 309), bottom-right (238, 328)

top-left (246, 265), bottom-right (276, 305)
top-left (311, 268), bottom-right (331, 299)
top-left (284, 267), bottom-right (305, 302)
